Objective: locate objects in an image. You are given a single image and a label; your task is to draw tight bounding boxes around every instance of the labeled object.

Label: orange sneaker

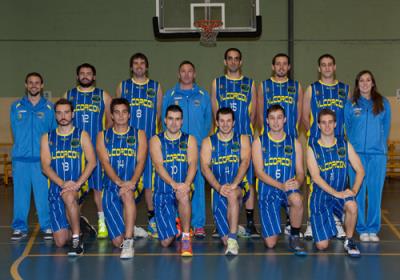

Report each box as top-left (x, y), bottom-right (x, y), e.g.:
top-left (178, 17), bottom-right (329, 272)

top-left (181, 236), bottom-right (193, 257)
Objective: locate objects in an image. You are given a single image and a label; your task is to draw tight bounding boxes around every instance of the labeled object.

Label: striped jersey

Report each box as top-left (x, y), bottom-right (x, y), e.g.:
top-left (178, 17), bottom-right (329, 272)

top-left (66, 86), bottom-right (106, 145)
top-left (154, 132), bottom-right (189, 194)
top-left (309, 80), bottom-right (349, 139)
top-left (48, 127), bottom-right (84, 193)
top-left (215, 75), bottom-right (254, 135)
top-left (209, 133), bottom-right (242, 185)
top-left (261, 78), bottom-right (299, 137)
top-left (102, 127), bottom-right (139, 191)
top-left (120, 78), bottom-right (160, 140)
top-left (309, 137), bottom-right (348, 193)
top-left (257, 133), bottom-right (296, 197)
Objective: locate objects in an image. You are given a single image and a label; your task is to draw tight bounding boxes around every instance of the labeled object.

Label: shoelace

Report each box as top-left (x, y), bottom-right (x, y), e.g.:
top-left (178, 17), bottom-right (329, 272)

top-left (72, 238), bottom-right (80, 248)
top-left (121, 240), bottom-right (132, 249)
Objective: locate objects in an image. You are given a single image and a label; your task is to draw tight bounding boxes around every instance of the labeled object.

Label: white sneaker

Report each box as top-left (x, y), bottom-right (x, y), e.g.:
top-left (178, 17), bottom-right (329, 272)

top-left (120, 238), bottom-right (134, 259)
top-left (43, 228), bottom-right (53, 240)
top-left (304, 222), bottom-right (313, 240)
top-left (237, 225), bottom-right (247, 238)
top-left (225, 238), bottom-right (239, 256)
top-left (359, 233), bottom-right (370, 242)
top-left (134, 226), bottom-right (149, 238)
top-left (369, 233), bottom-right (380, 242)
top-left (334, 215), bottom-right (346, 239)
top-left (11, 230), bottom-right (27, 241)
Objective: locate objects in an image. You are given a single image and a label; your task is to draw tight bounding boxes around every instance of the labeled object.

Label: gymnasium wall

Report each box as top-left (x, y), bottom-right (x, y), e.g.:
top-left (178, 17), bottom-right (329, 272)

top-left (0, 0), bottom-right (399, 143)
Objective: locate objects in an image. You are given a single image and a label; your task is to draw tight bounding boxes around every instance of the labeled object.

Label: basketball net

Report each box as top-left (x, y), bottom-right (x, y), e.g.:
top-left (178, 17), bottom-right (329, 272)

top-left (194, 20), bottom-right (223, 47)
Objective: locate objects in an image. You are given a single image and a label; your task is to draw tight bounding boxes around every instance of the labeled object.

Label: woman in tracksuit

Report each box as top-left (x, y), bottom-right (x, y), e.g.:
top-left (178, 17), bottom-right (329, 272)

top-left (345, 70), bottom-right (391, 242)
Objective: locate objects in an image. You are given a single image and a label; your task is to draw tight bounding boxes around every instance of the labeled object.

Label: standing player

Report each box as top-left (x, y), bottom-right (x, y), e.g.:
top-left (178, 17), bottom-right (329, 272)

top-left (96, 98), bottom-right (147, 259)
top-left (252, 105), bottom-right (306, 255)
top-left (41, 99), bottom-right (97, 256)
top-left (307, 109), bottom-right (364, 257)
top-left (116, 53), bottom-right (163, 237)
top-left (257, 53), bottom-right (303, 236)
top-left (302, 54), bottom-right (349, 239)
top-left (150, 105), bottom-right (198, 256)
top-left (200, 108), bottom-right (251, 255)
top-left (66, 63), bottom-right (112, 238)
top-left (10, 72), bottom-right (55, 240)
top-left (211, 48), bottom-right (258, 237)
top-left (162, 61), bottom-right (211, 238)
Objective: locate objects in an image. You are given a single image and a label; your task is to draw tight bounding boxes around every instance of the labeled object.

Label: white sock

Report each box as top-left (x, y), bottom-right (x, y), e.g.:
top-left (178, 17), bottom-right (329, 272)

top-left (72, 234), bottom-right (79, 239)
top-left (182, 232), bottom-right (190, 239)
top-left (98, 212), bottom-right (105, 221)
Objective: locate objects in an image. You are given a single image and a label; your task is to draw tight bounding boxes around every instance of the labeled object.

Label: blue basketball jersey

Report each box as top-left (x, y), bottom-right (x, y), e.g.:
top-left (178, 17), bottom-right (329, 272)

top-left (209, 133), bottom-right (242, 185)
top-left (120, 78), bottom-right (160, 140)
top-left (66, 87), bottom-right (106, 145)
top-left (47, 127), bottom-right (84, 193)
top-left (309, 80), bottom-right (349, 139)
top-left (262, 78), bottom-right (299, 137)
top-left (309, 138), bottom-right (348, 193)
top-left (215, 75), bottom-right (254, 135)
top-left (257, 133), bottom-right (296, 197)
top-left (153, 132), bottom-right (190, 194)
top-left (102, 127), bottom-right (139, 191)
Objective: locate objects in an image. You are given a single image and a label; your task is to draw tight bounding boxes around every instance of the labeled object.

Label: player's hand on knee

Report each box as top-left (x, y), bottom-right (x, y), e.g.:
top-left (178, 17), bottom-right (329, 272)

top-left (176, 182), bottom-right (190, 193)
top-left (219, 184), bottom-right (231, 197)
top-left (119, 186), bottom-right (133, 196)
top-left (283, 178), bottom-right (299, 191)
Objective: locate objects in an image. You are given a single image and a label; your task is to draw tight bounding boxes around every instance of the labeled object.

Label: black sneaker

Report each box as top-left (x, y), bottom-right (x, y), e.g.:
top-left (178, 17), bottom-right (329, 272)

top-left (289, 235), bottom-right (307, 256)
top-left (43, 229), bottom-right (53, 240)
top-left (11, 230), bottom-right (27, 241)
top-left (211, 228), bottom-right (220, 239)
top-left (68, 237), bottom-right (84, 256)
top-left (344, 238), bottom-right (361, 258)
top-left (245, 223), bottom-right (260, 238)
top-left (80, 216), bottom-right (97, 238)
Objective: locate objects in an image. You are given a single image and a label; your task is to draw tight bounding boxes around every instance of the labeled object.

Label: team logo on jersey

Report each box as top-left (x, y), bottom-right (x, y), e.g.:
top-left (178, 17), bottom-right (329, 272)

top-left (284, 145), bottom-right (293, 155)
top-left (92, 95), bottom-right (101, 103)
top-left (146, 88), bottom-right (156, 98)
top-left (287, 86), bottom-right (296, 94)
top-left (193, 100), bottom-right (201, 106)
top-left (354, 108), bottom-right (362, 116)
top-left (273, 143), bottom-right (282, 148)
top-left (241, 84), bottom-right (250, 92)
top-left (179, 141), bottom-right (188, 151)
top-left (231, 142), bottom-right (240, 152)
top-left (71, 138), bottom-right (80, 148)
top-left (338, 88), bottom-right (346, 99)
top-left (37, 112), bottom-right (44, 119)
top-left (337, 147), bottom-right (346, 158)
top-left (126, 136), bottom-right (136, 146)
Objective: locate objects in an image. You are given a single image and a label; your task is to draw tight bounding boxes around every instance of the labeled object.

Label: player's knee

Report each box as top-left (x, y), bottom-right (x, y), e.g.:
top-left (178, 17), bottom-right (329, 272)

top-left (53, 235), bottom-right (67, 247)
top-left (176, 192), bottom-right (190, 204)
top-left (160, 238), bottom-right (173, 248)
top-left (289, 193), bottom-right (303, 209)
top-left (120, 191), bottom-right (134, 204)
top-left (227, 191), bottom-right (240, 205)
top-left (264, 237), bottom-right (277, 249)
top-left (62, 192), bottom-right (77, 206)
top-left (345, 201), bottom-right (358, 216)
top-left (315, 241), bottom-right (329, 251)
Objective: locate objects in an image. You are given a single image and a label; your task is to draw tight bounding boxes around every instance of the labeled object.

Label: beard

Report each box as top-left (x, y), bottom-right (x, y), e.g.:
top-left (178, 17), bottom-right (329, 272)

top-left (27, 90), bottom-right (41, 97)
top-left (78, 78), bottom-right (94, 88)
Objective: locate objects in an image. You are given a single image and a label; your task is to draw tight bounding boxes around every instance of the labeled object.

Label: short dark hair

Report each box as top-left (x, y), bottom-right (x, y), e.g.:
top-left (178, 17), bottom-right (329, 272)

top-left (318, 54), bottom-right (336, 66)
top-left (179, 60), bottom-right (195, 71)
top-left (272, 53), bottom-right (290, 65)
top-left (216, 107), bottom-right (235, 122)
top-left (165, 105), bottom-right (183, 118)
top-left (224, 48), bottom-right (242, 60)
top-left (267, 104), bottom-right (286, 117)
top-left (110, 98), bottom-right (130, 113)
top-left (25, 72), bottom-right (43, 84)
top-left (129, 53), bottom-right (149, 69)
top-left (54, 98), bottom-right (74, 112)
top-left (317, 108), bottom-right (336, 123)
top-left (76, 63), bottom-right (96, 76)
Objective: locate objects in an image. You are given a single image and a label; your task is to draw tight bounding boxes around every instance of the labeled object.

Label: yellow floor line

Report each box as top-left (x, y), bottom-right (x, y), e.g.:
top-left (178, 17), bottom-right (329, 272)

top-left (10, 224), bottom-right (40, 280)
top-left (382, 211), bottom-right (400, 240)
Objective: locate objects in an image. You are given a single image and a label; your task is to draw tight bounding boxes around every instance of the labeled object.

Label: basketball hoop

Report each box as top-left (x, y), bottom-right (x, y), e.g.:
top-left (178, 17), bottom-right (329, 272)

top-left (194, 20), bottom-right (223, 47)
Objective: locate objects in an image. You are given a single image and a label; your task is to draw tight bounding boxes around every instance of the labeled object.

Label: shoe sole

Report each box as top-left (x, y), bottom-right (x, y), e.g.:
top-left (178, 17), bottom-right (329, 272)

top-left (293, 250), bottom-right (308, 256)
top-left (68, 252), bottom-right (83, 257)
top-left (348, 253), bottom-right (361, 258)
top-left (181, 252), bottom-right (193, 257)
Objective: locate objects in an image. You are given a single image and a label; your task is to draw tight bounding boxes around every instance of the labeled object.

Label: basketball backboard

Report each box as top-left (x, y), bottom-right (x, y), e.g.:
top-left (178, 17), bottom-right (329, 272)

top-left (153, 0), bottom-right (261, 39)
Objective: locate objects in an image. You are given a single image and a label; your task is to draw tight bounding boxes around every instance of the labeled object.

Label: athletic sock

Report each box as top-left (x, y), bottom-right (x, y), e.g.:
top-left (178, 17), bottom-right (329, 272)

top-left (290, 226), bottom-right (300, 236)
top-left (228, 233), bottom-right (237, 240)
top-left (147, 210), bottom-right (155, 221)
top-left (98, 212), bottom-right (105, 221)
top-left (246, 209), bottom-right (254, 226)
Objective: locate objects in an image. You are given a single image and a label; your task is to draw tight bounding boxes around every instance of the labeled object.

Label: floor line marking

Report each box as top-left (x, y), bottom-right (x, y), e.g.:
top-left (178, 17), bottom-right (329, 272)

top-left (10, 224), bottom-right (40, 280)
top-left (382, 211), bottom-right (400, 240)
top-left (26, 252), bottom-right (400, 257)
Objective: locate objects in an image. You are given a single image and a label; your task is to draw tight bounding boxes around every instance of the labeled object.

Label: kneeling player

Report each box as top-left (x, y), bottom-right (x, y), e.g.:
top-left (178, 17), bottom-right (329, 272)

top-left (41, 99), bottom-right (97, 256)
top-left (307, 109), bottom-right (364, 257)
top-left (97, 98), bottom-right (147, 259)
top-left (150, 105), bottom-right (197, 256)
top-left (252, 104), bottom-right (306, 255)
top-left (201, 107), bottom-right (251, 255)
